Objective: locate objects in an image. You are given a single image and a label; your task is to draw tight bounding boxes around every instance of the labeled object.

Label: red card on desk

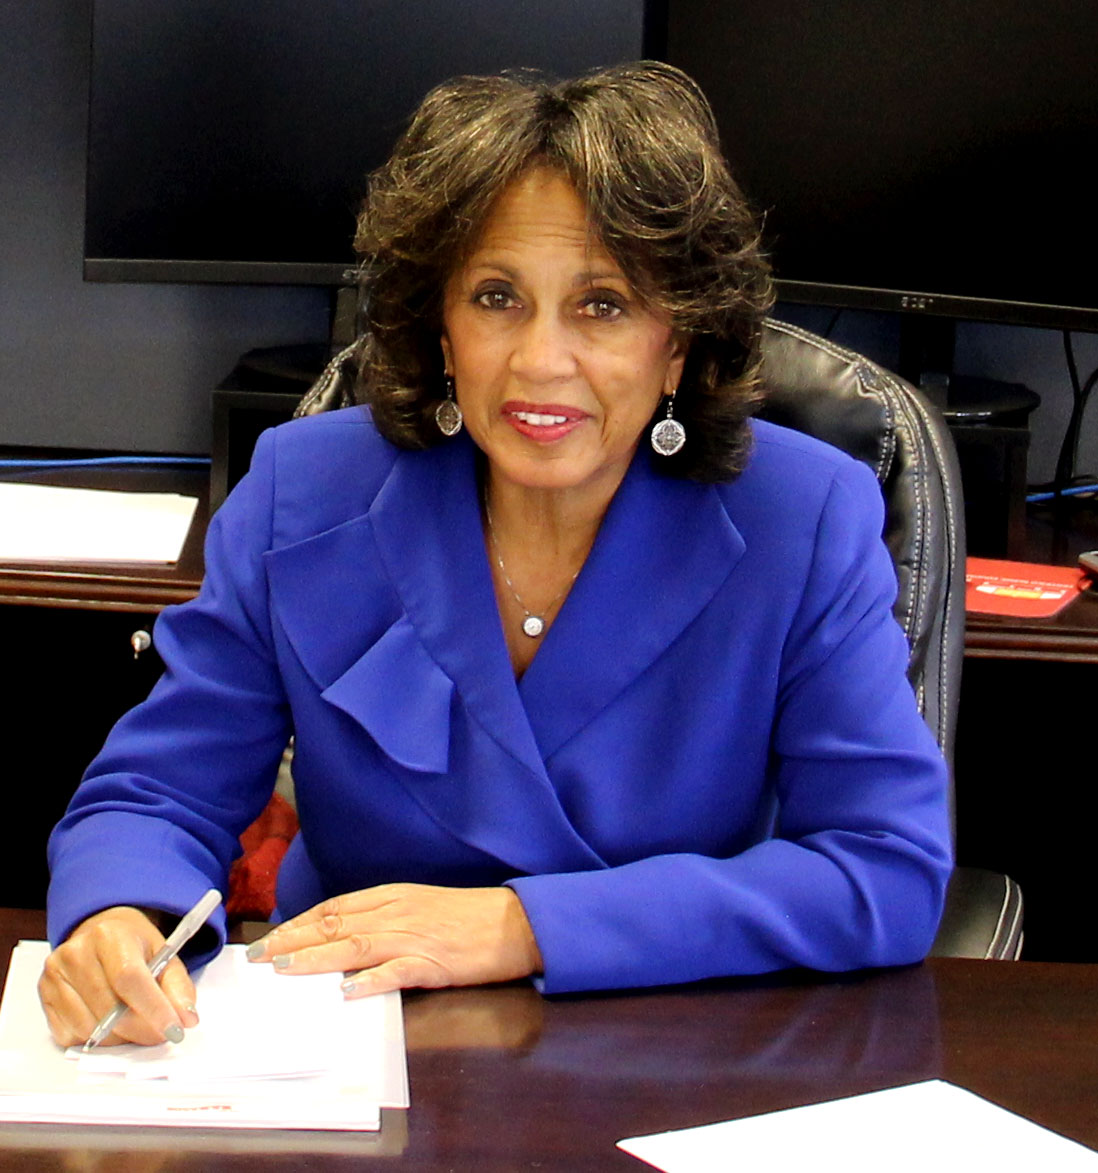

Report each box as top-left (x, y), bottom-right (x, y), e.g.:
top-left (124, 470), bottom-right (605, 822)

top-left (965, 557), bottom-right (1090, 618)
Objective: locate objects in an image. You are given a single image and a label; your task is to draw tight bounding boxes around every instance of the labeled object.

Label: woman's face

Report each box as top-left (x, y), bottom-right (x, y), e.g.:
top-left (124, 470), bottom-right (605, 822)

top-left (441, 168), bottom-right (686, 503)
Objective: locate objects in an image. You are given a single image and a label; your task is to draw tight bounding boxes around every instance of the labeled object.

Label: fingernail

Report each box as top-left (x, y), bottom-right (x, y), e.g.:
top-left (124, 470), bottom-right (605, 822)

top-left (245, 941), bottom-right (266, 961)
top-left (340, 979), bottom-right (357, 996)
top-left (164, 1023), bottom-right (184, 1044)
top-left (183, 1002), bottom-right (198, 1022)
top-left (272, 954), bottom-right (291, 971)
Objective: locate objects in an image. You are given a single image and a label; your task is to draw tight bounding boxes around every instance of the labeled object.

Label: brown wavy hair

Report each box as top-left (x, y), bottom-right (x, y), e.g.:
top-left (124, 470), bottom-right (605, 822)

top-left (353, 61), bottom-right (773, 482)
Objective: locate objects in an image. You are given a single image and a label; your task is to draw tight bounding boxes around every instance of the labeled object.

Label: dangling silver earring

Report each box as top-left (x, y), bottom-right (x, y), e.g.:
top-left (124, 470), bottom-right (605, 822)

top-left (435, 376), bottom-right (463, 437)
top-left (650, 393), bottom-right (686, 456)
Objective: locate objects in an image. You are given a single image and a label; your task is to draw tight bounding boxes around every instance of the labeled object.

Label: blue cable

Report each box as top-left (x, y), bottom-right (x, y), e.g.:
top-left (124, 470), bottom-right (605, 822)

top-left (0, 455), bottom-right (210, 471)
top-left (1026, 483), bottom-right (1098, 504)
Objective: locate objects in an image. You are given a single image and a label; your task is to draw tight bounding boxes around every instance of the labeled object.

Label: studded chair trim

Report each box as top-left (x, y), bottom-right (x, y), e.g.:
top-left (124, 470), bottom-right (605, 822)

top-left (758, 320), bottom-right (965, 766)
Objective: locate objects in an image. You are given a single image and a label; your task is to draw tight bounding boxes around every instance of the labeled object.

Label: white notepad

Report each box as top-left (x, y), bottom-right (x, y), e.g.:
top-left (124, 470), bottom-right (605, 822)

top-left (0, 481), bottom-right (198, 564)
top-left (618, 1079), bottom-right (1098, 1172)
top-left (0, 941), bottom-right (408, 1131)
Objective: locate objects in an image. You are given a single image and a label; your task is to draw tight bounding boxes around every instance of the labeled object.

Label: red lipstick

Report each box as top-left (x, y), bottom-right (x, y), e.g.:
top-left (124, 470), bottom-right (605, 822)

top-left (501, 400), bottom-right (588, 443)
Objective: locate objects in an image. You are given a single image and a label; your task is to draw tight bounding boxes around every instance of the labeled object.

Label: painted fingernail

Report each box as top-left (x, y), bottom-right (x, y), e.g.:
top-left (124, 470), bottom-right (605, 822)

top-left (340, 979), bottom-right (357, 996)
top-left (183, 1002), bottom-right (198, 1021)
top-left (164, 1023), bottom-right (184, 1044)
top-left (245, 941), bottom-right (266, 961)
top-left (272, 954), bottom-right (291, 971)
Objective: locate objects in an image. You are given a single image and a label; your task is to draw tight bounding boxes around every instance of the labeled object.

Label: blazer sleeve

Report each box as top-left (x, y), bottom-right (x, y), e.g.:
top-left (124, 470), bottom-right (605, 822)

top-left (46, 428), bottom-right (292, 958)
top-left (507, 458), bottom-right (954, 993)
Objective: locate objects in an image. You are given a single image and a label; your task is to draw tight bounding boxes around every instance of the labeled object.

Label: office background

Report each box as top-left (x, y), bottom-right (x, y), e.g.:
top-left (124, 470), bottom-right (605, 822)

top-left (2, 2), bottom-right (1096, 959)
top-left (2, 1), bottom-right (1096, 483)
top-left (0, 2), bottom-right (331, 455)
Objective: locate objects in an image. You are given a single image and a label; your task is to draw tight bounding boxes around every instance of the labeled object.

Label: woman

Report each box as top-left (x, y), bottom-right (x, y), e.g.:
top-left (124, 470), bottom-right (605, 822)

top-left (40, 62), bottom-right (951, 1047)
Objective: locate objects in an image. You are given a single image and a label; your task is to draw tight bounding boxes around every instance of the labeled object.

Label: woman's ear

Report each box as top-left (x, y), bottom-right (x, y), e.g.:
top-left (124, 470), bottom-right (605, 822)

top-left (665, 333), bottom-right (690, 396)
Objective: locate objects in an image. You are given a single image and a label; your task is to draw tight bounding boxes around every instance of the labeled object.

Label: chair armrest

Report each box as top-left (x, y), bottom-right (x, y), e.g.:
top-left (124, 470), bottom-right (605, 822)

top-left (930, 866), bottom-right (1023, 960)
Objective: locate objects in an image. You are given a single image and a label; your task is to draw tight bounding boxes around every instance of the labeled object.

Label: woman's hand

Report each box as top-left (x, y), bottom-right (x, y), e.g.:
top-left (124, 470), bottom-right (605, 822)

top-left (37, 907), bottom-right (198, 1048)
top-left (245, 884), bottom-right (544, 997)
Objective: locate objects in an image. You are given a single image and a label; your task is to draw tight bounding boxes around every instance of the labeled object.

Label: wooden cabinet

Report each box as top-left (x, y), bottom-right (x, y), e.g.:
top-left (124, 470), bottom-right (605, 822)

top-left (2, 606), bottom-right (165, 908)
top-left (0, 462), bottom-right (206, 910)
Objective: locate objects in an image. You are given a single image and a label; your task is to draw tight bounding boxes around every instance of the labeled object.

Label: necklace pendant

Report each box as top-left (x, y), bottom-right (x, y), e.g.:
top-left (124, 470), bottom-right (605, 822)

top-left (522, 615), bottom-right (545, 638)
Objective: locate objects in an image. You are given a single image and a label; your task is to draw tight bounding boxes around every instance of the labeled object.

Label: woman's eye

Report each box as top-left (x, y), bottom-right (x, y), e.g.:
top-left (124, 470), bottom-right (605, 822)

top-left (581, 295), bottom-right (624, 320)
top-left (474, 288), bottom-right (515, 310)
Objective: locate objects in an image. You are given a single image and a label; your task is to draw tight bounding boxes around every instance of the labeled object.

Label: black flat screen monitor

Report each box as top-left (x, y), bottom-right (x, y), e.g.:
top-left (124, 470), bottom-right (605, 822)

top-left (665, 1), bottom-right (1098, 331)
top-left (85, 0), bottom-right (647, 285)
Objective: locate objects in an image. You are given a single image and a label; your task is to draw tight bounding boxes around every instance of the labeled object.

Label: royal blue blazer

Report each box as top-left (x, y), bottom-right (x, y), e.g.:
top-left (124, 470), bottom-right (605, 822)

top-left (48, 408), bottom-right (952, 993)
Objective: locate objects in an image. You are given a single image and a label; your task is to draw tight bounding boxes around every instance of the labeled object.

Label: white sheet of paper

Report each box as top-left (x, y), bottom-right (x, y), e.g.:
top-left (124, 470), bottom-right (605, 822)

top-left (0, 481), bottom-right (198, 563)
top-left (618, 1080), bottom-right (1098, 1172)
top-left (0, 941), bottom-right (408, 1131)
top-left (65, 945), bottom-right (407, 1094)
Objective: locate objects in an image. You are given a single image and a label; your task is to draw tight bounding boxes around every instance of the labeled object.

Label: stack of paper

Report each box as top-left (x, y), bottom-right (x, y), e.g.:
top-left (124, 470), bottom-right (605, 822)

top-left (0, 941), bottom-right (407, 1131)
top-left (0, 482), bottom-right (198, 564)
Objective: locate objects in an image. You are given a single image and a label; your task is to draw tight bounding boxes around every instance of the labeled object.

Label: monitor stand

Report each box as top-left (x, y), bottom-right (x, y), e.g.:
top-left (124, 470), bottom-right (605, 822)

top-left (209, 287), bottom-right (360, 508)
top-left (898, 317), bottom-right (1039, 559)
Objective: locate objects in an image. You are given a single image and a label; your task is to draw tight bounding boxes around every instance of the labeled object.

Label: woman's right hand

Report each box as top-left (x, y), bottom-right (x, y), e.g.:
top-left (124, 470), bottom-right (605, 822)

top-left (37, 906), bottom-right (198, 1048)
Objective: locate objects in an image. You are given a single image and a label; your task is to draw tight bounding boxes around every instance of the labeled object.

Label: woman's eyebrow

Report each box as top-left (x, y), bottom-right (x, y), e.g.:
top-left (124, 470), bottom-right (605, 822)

top-left (461, 260), bottom-right (628, 287)
top-left (574, 270), bottom-right (628, 287)
top-left (464, 261), bottom-right (517, 280)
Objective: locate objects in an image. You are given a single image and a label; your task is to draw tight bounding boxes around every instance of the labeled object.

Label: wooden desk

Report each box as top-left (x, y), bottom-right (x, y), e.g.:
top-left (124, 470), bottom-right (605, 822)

top-left (964, 504), bottom-right (1098, 663)
top-left (5, 459), bottom-right (1091, 656)
top-left (964, 588), bottom-right (1098, 662)
top-left (0, 461), bottom-right (207, 908)
top-left (0, 462), bottom-right (207, 612)
top-left (2, 910), bottom-right (1097, 1169)
top-left (956, 504), bottom-right (1098, 961)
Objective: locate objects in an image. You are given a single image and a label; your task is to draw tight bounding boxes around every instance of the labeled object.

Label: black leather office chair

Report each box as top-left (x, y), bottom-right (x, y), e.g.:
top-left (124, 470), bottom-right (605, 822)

top-left (296, 319), bottom-right (1024, 961)
top-left (758, 319), bottom-right (1023, 960)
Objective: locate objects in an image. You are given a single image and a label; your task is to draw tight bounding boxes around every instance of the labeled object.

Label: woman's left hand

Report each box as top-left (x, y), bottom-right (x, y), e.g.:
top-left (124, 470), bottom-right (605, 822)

top-left (245, 884), bottom-right (544, 997)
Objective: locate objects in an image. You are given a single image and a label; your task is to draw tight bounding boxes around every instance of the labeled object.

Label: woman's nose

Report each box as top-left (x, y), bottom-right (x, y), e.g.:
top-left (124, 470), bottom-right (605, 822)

top-left (509, 312), bottom-right (577, 381)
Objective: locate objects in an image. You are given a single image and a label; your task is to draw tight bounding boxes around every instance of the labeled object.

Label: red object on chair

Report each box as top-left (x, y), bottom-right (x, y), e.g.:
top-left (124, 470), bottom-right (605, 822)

top-left (224, 793), bottom-right (299, 922)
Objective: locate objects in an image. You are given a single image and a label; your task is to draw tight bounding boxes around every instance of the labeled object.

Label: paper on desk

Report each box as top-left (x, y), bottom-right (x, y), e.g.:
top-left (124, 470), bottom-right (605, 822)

top-left (0, 941), bottom-right (408, 1131)
top-left (0, 481), bottom-right (197, 563)
top-left (618, 1080), bottom-right (1098, 1172)
top-left (65, 945), bottom-right (407, 1090)
top-left (0, 1081), bottom-right (381, 1132)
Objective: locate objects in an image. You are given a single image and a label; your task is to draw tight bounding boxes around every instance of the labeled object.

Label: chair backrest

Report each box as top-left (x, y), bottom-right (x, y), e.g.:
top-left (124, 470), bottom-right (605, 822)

top-left (757, 319), bottom-right (966, 764)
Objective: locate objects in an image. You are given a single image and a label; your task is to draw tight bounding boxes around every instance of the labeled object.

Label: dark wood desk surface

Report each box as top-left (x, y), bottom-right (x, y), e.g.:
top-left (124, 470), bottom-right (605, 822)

top-left (2, 909), bottom-right (1097, 1170)
top-left (964, 502), bottom-right (1098, 662)
top-left (4, 460), bottom-right (1095, 659)
top-left (0, 463), bottom-right (207, 611)
top-left (964, 586), bottom-right (1098, 661)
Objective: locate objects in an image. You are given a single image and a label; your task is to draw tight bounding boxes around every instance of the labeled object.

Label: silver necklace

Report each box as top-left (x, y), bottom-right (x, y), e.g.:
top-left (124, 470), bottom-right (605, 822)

top-left (483, 501), bottom-right (579, 638)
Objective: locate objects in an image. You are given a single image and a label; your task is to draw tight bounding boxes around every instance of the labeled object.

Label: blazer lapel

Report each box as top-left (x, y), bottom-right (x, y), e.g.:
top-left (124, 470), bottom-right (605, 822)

top-left (365, 435), bottom-right (548, 780)
top-left (266, 511), bottom-right (453, 774)
top-left (518, 453), bottom-right (745, 761)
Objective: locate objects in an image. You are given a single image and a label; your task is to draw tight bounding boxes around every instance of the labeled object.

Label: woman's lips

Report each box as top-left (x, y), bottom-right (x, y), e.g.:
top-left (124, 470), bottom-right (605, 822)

top-left (502, 401), bottom-right (588, 442)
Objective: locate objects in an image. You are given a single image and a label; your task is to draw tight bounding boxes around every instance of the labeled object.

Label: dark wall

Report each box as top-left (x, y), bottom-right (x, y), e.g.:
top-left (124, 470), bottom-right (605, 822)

top-left (0, 2), bottom-right (330, 455)
top-left (2, 3), bottom-right (1094, 475)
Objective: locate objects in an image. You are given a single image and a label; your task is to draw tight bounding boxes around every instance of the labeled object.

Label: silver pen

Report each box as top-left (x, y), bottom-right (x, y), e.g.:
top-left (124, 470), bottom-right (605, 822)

top-left (82, 888), bottom-right (222, 1052)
